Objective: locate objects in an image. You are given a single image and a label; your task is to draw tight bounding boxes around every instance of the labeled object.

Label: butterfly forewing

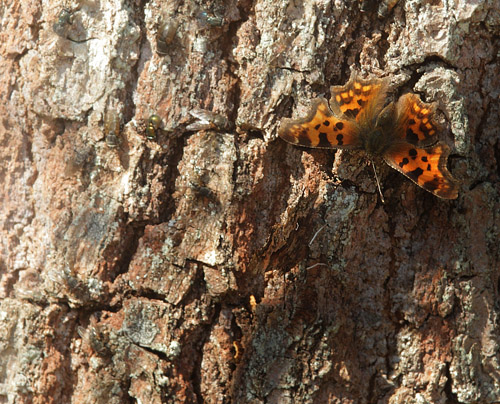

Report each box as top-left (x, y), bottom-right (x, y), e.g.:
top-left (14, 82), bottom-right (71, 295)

top-left (330, 74), bottom-right (388, 122)
top-left (279, 98), bottom-right (359, 149)
top-left (395, 93), bottom-right (441, 146)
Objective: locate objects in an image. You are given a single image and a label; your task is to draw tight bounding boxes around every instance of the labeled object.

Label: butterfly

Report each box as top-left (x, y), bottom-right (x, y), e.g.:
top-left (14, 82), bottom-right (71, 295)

top-left (278, 72), bottom-right (459, 199)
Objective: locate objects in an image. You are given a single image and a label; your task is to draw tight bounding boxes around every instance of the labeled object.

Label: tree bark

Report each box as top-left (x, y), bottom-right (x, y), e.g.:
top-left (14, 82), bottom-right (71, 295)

top-left (1, 0), bottom-right (499, 403)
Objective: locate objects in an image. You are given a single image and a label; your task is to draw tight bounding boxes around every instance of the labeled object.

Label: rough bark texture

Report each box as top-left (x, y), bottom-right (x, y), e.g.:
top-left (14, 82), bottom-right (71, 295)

top-left (1, 0), bottom-right (499, 403)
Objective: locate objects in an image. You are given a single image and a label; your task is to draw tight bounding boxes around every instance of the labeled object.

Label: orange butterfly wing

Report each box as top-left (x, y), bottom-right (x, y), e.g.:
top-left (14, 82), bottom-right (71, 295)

top-left (384, 142), bottom-right (458, 199)
top-left (278, 98), bottom-right (359, 149)
top-left (394, 93), bottom-right (441, 146)
top-left (330, 73), bottom-right (388, 122)
top-left (279, 73), bottom-right (388, 149)
top-left (384, 92), bottom-right (458, 199)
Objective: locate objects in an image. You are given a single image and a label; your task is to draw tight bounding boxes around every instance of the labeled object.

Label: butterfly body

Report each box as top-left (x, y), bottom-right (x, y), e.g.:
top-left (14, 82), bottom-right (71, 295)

top-left (357, 108), bottom-right (396, 157)
top-left (279, 73), bottom-right (459, 199)
top-left (361, 128), bottom-right (391, 157)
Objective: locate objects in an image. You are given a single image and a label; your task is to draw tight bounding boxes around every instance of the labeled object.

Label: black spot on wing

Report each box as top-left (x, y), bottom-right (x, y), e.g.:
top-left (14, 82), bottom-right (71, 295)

top-left (399, 157), bottom-right (409, 167)
top-left (336, 134), bottom-right (344, 146)
top-left (407, 167), bottom-right (424, 181)
top-left (409, 148), bottom-right (417, 159)
top-left (345, 108), bottom-right (360, 118)
top-left (318, 132), bottom-right (331, 147)
top-left (419, 123), bottom-right (434, 137)
top-left (336, 122), bottom-right (344, 130)
top-left (406, 129), bottom-right (419, 144)
top-left (323, 120), bottom-right (330, 126)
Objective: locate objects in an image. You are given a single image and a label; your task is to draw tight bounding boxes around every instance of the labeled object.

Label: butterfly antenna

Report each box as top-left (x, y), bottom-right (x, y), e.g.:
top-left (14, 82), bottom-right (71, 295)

top-left (370, 159), bottom-right (385, 204)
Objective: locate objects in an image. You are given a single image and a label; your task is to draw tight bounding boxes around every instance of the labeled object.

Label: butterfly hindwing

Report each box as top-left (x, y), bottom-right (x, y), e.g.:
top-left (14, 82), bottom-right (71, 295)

top-left (279, 98), bottom-right (358, 149)
top-left (384, 142), bottom-right (458, 199)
